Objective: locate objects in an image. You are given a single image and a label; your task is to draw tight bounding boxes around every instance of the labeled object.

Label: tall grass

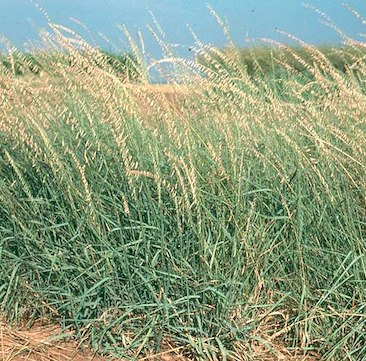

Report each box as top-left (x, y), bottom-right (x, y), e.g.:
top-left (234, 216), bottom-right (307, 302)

top-left (0, 19), bottom-right (366, 360)
top-left (198, 44), bottom-right (366, 80)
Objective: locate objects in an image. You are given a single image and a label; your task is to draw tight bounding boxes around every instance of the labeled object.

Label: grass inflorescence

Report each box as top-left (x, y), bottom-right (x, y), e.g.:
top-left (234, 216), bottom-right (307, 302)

top-left (0, 19), bottom-right (366, 360)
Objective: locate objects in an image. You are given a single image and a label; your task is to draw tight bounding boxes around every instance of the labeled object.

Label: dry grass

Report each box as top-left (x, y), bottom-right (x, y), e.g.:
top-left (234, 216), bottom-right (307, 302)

top-left (0, 321), bottom-right (103, 361)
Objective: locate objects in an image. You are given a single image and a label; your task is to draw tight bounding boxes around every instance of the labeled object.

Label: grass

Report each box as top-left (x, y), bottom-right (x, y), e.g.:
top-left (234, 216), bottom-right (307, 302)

top-left (0, 19), bottom-right (366, 360)
top-left (198, 43), bottom-right (366, 80)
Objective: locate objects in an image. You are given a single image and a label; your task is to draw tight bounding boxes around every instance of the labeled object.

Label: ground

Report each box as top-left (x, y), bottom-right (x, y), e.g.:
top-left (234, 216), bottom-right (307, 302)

top-left (1, 321), bottom-right (191, 361)
top-left (1, 321), bottom-right (321, 361)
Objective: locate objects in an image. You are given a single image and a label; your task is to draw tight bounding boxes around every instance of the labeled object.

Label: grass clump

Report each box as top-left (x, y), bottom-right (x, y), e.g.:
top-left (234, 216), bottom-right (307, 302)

top-left (198, 43), bottom-right (366, 81)
top-left (0, 20), bottom-right (366, 360)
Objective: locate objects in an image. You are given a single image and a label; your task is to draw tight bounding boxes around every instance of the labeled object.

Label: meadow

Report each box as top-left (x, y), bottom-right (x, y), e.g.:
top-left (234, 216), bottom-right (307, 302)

top-left (0, 20), bottom-right (366, 360)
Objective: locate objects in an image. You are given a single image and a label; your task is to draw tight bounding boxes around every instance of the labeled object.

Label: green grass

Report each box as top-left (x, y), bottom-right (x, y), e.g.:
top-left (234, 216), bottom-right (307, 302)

top-left (0, 49), bottom-right (141, 82)
top-left (198, 44), bottom-right (366, 80)
top-left (0, 23), bottom-right (366, 360)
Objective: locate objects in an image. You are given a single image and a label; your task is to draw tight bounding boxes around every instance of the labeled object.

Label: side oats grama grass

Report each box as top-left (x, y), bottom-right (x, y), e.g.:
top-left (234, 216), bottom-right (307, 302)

top-left (0, 13), bottom-right (366, 361)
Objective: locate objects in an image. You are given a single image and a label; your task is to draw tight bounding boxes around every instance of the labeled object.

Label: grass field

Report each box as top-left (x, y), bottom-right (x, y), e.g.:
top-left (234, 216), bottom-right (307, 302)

top-left (0, 21), bottom-right (366, 360)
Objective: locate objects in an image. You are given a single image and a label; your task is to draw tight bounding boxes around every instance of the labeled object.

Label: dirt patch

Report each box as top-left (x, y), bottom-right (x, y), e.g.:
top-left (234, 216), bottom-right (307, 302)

top-left (0, 321), bottom-right (102, 361)
top-left (0, 322), bottom-right (189, 361)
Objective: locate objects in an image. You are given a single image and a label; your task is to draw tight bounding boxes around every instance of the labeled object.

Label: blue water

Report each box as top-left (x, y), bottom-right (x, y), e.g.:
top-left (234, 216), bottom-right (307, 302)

top-left (0, 0), bottom-right (365, 57)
